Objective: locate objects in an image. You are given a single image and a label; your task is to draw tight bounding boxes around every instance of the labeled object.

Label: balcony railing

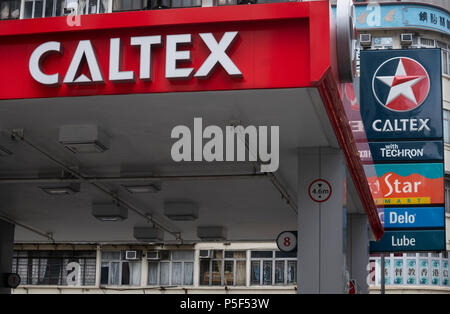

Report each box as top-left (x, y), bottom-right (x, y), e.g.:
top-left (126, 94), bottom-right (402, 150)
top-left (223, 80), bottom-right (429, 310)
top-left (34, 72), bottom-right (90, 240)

top-left (330, 0), bottom-right (449, 12)
top-left (0, 0), bottom-right (302, 21)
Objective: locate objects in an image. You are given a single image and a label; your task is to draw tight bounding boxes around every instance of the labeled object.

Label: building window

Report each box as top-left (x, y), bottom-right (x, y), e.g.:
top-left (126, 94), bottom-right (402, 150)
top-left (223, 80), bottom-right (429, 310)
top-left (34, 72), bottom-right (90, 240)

top-left (411, 37), bottom-right (450, 75)
top-left (24, 0), bottom-right (106, 19)
top-left (372, 37), bottom-right (393, 50)
top-left (113, 0), bottom-right (145, 11)
top-left (420, 38), bottom-right (436, 48)
top-left (0, 0), bottom-right (20, 19)
top-left (171, 0), bottom-right (201, 8)
top-left (199, 250), bottom-right (246, 286)
top-left (147, 250), bottom-right (194, 286)
top-left (112, 0), bottom-right (200, 11)
top-left (12, 250), bottom-right (97, 286)
top-left (101, 251), bottom-right (141, 286)
top-left (444, 110), bottom-right (450, 144)
top-left (217, 0), bottom-right (237, 5)
top-left (370, 253), bottom-right (449, 287)
top-left (250, 250), bottom-right (297, 286)
top-left (437, 41), bottom-right (450, 75)
top-left (445, 179), bottom-right (450, 214)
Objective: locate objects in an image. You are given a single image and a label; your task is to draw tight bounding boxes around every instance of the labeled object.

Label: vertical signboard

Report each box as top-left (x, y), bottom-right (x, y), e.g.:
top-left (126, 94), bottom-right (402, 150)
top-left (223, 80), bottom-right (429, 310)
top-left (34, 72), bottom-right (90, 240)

top-left (360, 49), bottom-right (446, 253)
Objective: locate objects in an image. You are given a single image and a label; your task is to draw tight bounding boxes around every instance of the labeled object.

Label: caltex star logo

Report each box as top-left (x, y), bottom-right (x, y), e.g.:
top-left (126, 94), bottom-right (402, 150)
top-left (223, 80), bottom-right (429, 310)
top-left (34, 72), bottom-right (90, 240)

top-left (372, 57), bottom-right (430, 112)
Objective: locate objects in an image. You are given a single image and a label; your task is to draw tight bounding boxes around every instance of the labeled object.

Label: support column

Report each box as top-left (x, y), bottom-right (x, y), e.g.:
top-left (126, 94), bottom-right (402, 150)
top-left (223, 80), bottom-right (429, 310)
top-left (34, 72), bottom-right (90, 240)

top-left (297, 147), bottom-right (346, 294)
top-left (0, 220), bottom-right (15, 294)
top-left (347, 214), bottom-right (369, 294)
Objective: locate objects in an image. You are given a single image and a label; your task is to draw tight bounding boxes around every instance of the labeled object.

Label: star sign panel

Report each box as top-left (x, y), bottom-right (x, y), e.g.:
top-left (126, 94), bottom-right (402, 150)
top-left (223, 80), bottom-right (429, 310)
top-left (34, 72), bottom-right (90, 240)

top-left (360, 49), bottom-right (443, 141)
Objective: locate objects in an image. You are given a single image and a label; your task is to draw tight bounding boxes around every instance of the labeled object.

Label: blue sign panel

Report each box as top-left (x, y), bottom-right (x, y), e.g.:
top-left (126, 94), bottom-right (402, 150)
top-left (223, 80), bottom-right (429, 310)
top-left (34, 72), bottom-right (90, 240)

top-left (378, 207), bottom-right (445, 229)
top-left (360, 49), bottom-right (443, 141)
top-left (370, 230), bottom-right (446, 253)
top-left (369, 141), bottom-right (443, 162)
top-left (332, 3), bottom-right (450, 36)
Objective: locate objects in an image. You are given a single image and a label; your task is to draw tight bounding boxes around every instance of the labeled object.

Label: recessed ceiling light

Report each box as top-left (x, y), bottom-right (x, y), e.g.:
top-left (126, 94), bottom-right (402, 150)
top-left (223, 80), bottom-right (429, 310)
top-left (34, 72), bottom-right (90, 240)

top-left (59, 125), bottom-right (109, 153)
top-left (40, 183), bottom-right (80, 195)
top-left (64, 142), bottom-right (108, 153)
top-left (122, 183), bottom-right (161, 194)
top-left (92, 203), bottom-right (128, 222)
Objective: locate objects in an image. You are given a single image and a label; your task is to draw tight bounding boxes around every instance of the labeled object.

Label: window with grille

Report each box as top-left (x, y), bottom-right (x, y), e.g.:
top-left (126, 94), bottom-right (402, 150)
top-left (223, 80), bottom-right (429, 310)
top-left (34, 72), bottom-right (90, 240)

top-left (437, 41), bottom-right (449, 75)
top-left (445, 179), bottom-right (450, 214)
top-left (370, 253), bottom-right (449, 287)
top-left (250, 250), bottom-right (297, 286)
top-left (100, 251), bottom-right (142, 286)
top-left (147, 250), bottom-right (194, 286)
top-left (23, 0), bottom-right (106, 19)
top-left (0, 0), bottom-right (20, 19)
top-left (420, 38), bottom-right (436, 48)
top-left (199, 250), bottom-right (246, 286)
top-left (12, 250), bottom-right (97, 286)
top-left (371, 37), bottom-right (393, 50)
top-left (444, 110), bottom-right (450, 145)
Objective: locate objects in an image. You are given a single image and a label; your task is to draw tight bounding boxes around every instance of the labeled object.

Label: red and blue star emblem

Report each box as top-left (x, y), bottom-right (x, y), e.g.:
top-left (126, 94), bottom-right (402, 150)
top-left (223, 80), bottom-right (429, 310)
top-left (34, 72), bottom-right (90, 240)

top-left (372, 57), bottom-right (430, 112)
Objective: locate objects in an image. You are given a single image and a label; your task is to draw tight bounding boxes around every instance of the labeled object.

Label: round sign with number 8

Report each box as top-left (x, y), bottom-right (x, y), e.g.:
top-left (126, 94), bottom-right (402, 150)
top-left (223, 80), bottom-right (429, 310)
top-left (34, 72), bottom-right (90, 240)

top-left (276, 231), bottom-right (297, 252)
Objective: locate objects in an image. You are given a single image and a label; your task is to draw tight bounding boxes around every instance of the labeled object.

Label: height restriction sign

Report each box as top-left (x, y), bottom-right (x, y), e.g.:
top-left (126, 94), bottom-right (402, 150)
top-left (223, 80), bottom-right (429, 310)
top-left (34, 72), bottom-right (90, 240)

top-left (308, 179), bottom-right (332, 203)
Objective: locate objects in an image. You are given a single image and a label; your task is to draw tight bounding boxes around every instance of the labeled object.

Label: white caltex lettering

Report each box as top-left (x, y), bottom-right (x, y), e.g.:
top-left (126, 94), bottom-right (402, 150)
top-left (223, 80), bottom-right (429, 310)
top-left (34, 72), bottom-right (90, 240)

top-left (63, 40), bottom-right (104, 84)
top-left (29, 32), bottom-right (242, 85)
top-left (194, 32), bottom-right (242, 78)
top-left (372, 118), bottom-right (431, 133)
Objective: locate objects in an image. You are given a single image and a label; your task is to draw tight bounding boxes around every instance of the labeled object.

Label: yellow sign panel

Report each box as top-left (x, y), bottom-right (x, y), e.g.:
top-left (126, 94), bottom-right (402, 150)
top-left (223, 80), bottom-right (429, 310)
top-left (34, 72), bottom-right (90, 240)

top-left (374, 197), bottom-right (431, 205)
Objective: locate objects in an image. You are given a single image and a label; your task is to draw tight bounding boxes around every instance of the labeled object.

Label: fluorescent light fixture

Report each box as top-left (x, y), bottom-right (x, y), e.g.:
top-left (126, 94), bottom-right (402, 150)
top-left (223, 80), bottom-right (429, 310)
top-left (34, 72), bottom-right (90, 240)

top-left (59, 125), bottom-right (109, 153)
top-left (0, 145), bottom-right (12, 157)
top-left (133, 227), bottom-right (164, 242)
top-left (197, 226), bottom-right (227, 241)
top-left (40, 183), bottom-right (80, 195)
top-left (122, 183), bottom-right (161, 194)
top-left (164, 202), bottom-right (198, 221)
top-left (92, 203), bottom-right (128, 222)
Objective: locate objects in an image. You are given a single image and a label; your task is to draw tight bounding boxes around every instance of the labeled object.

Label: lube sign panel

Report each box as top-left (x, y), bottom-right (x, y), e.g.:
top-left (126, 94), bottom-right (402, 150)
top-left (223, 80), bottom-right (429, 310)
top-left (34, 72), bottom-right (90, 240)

top-left (361, 49), bottom-right (445, 253)
top-left (370, 230), bottom-right (445, 252)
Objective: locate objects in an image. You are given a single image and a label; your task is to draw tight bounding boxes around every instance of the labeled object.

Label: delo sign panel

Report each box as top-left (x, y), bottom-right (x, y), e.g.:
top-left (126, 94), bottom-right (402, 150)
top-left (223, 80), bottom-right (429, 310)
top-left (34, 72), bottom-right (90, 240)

top-left (367, 163), bottom-right (444, 206)
top-left (378, 207), bottom-right (445, 229)
top-left (368, 141), bottom-right (444, 163)
top-left (360, 49), bottom-right (443, 141)
top-left (370, 230), bottom-right (446, 253)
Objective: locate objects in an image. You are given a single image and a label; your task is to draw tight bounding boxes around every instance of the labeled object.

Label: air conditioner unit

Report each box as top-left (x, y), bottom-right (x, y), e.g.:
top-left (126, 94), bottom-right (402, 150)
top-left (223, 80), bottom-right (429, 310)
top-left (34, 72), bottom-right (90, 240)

top-left (199, 250), bottom-right (212, 259)
top-left (400, 33), bottom-right (413, 46)
top-left (147, 251), bottom-right (160, 260)
top-left (359, 33), bottom-right (372, 47)
top-left (125, 250), bottom-right (138, 260)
